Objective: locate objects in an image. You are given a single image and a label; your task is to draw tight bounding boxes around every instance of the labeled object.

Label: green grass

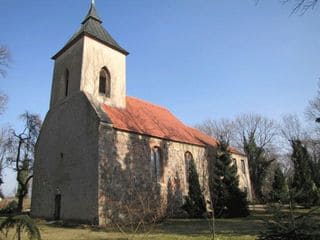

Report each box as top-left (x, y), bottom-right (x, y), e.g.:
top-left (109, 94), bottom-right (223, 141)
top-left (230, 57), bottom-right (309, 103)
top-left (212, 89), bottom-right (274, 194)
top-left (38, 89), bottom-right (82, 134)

top-left (35, 218), bottom-right (261, 240)
top-left (2, 207), bottom-right (319, 240)
top-left (0, 212), bottom-right (267, 240)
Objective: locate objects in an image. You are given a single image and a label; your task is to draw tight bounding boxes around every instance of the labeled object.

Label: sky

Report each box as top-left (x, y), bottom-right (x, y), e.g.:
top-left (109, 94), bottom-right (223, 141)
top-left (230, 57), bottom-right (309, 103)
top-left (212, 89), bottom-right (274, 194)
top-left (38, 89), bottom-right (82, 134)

top-left (0, 0), bottom-right (319, 196)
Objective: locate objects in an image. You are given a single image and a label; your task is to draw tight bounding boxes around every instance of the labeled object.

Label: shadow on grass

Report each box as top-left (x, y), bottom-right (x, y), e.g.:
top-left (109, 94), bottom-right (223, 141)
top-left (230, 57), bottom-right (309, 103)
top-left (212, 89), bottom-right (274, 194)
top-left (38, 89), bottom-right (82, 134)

top-left (39, 211), bottom-right (270, 239)
top-left (154, 215), bottom-right (265, 237)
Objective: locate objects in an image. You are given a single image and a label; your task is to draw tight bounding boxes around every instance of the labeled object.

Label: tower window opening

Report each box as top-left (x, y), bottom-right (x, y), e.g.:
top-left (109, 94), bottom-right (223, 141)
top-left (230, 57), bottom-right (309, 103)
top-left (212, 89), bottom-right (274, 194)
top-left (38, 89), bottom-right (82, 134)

top-left (241, 159), bottom-right (246, 174)
top-left (99, 68), bottom-right (110, 98)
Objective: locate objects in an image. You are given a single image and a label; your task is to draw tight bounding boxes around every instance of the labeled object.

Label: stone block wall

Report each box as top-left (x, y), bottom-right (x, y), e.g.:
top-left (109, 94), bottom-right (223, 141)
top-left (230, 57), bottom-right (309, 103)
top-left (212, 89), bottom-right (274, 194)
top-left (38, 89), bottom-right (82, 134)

top-left (31, 92), bottom-right (100, 224)
top-left (231, 153), bottom-right (253, 202)
top-left (50, 39), bottom-right (84, 108)
top-left (97, 128), bottom-right (211, 225)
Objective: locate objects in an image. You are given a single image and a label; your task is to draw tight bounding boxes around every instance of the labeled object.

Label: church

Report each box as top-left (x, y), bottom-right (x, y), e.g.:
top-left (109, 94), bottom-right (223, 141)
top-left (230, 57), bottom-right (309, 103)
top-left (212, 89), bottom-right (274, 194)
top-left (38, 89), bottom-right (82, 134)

top-left (31, 1), bottom-right (252, 225)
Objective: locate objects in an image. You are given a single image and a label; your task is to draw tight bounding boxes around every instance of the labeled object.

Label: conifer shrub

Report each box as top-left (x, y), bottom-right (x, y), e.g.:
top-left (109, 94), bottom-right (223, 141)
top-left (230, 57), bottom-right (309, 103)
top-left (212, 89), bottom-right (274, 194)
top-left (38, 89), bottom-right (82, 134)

top-left (210, 140), bottom-right (249, 218)
top-left (258, 204), bottom-right (320, 240)
top-left (289, 140), bottom-right (320, 207)
top-left (269, 165), bottom-right (289, 203)
top-left (182, 158), bottom-right (206, 218)
top-left (0, 200), bottom-right (18, 215)
top-left (0, 214), bottom-right (42, 240)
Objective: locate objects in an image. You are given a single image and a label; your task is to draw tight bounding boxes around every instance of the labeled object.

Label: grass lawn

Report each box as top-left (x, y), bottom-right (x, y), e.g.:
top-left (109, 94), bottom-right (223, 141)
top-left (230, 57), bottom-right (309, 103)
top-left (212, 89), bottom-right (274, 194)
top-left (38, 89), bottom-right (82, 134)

top-left (1, 206), bottom-right (319, 240)
top-left (0, 211), bottom-right (268, 240)
top-left (36, 217), bottom-right (262, 240)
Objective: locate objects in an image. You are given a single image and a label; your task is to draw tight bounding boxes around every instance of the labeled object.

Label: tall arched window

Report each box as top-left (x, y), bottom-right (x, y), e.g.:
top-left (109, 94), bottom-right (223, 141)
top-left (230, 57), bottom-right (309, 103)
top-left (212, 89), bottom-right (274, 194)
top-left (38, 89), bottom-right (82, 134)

top-left (151, 147), bottom-right (162, 182)
top-left (65, 69), bottom-right (69, 97)
top-left (185, 152), bottom-right (193, 184)
top-left (99, 67), bottom-right (111, 98)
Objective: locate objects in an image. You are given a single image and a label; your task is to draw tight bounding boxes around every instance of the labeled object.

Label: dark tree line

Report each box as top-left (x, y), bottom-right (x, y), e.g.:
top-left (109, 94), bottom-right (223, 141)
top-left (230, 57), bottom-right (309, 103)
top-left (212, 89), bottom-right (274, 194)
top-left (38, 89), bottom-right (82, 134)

top-left (196, 80), bottom-right (320, 207)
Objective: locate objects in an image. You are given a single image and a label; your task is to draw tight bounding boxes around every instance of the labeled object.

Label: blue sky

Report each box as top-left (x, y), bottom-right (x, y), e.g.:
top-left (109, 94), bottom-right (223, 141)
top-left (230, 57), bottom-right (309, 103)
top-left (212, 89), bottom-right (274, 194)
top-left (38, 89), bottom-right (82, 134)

top-left (0, 0), bottom-right (319, 195)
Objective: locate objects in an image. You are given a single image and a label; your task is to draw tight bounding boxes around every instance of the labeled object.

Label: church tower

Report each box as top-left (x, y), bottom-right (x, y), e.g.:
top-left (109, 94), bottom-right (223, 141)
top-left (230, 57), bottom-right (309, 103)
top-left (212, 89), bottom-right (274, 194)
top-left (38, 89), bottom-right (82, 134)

top-left (50, 0), bottom-right (128, 109)
top-left (31, 2), bottom-right (129, 224)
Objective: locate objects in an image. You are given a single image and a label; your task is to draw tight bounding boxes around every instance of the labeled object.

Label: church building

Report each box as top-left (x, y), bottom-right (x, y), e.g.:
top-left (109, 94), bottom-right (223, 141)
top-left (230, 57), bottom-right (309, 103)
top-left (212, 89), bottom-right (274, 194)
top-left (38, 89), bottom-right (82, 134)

top-left (31, 2), bottom-right (252, 225)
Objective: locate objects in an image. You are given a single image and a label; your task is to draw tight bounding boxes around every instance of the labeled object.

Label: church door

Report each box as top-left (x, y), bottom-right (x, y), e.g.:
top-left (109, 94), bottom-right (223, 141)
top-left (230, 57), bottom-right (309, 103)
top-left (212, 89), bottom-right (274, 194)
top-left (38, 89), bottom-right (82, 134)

top-left (54, 194), bottom-right (61, 220)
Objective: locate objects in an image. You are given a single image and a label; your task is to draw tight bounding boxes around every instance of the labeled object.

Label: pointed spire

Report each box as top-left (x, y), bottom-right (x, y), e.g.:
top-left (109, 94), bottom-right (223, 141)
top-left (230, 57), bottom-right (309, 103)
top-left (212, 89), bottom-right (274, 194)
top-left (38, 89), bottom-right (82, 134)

top-left (52, 1), bottom-right (129, 59)
top-left (82, 0), bottom-right (102, 24)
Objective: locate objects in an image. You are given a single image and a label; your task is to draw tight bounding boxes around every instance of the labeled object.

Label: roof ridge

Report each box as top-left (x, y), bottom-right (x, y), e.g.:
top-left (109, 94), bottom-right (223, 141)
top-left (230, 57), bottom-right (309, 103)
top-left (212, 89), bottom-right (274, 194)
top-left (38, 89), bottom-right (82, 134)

top-left (101, 96), bottom-right (245, 156)
top-left (126, 96), bottom-right (172, 112)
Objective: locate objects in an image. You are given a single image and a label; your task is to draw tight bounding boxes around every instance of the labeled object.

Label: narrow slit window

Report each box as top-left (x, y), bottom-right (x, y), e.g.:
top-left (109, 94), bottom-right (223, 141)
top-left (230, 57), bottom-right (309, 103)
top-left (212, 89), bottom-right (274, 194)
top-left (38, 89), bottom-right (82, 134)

top-left (151, 147), bottom-right (162, 182)
top-left (99, 68), bottom-right (110, 98)
top-left (232, 158), bottom-right (237, 170)
top-left (65, 69), bottom-right (69, 97)
top-left (241, 159), bottom-right (246, 174)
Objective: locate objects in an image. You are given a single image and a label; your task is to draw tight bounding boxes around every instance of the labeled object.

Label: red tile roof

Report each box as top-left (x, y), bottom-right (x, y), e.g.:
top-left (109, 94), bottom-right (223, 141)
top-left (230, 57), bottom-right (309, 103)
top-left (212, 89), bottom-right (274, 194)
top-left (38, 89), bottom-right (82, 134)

top-left (101, 96), bottom-right (244, 155)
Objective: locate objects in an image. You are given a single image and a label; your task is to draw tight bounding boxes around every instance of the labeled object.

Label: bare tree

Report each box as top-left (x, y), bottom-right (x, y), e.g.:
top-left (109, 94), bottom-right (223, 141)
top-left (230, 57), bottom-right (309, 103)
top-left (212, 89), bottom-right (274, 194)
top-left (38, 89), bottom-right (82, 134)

top-left (7, 112), bottom-right (41, 213)
top-left (0, 93), bottom-right (8, 116)
top-left (235, 114), bottom-right (278, 201)
top-left (0, 45), bottom-right (10, 115)
top-left (104, 179), bottom-right (164, 240)
top-left (235, 113), bottom-right (278, 149)
top-left (281, 114), bottom-right (320, 190)
top-left (195, 119), bottom-right (236, 144)
top-left (255, 0), bottom-right (319, 14)
top-left (0, 128), bottom-right (11, 197)
top-left (282, 0), bottom-right (319, 14)
top-left (0, 46), bottom-right (10, 78)
top-left (197, 114), bottom-right (279, 202)
top-left (281, 114), bottom-right (307, 142)
top-left (306, 82), bottom-right (320, 124)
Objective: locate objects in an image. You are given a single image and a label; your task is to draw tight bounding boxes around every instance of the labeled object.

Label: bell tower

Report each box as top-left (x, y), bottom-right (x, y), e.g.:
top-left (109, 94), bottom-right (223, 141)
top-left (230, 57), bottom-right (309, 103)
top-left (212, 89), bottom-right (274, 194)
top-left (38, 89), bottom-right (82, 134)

top-left (49, 1), bottom-right (129, 109)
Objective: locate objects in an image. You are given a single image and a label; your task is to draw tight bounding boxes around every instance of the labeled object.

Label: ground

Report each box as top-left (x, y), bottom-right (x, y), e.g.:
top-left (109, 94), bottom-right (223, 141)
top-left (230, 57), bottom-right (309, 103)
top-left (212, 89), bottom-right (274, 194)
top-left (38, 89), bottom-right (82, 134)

top-left (28, 217), bottom-right (262, 240)
top-left (0, 210), bottom-right (266, 240)
top-left (1, 205), bottom-right (319, 240)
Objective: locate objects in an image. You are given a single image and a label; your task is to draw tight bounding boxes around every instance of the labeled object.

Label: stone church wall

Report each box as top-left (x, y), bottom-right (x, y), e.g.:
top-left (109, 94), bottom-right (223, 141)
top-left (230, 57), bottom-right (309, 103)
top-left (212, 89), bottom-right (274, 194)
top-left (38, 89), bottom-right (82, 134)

top-left (97, 127), bottom-right (210, 225)
top-left (50, 39), bottom-right (84, 108)
top-left (31, 92), bottom-right (100, 224)
top-left (232, 153), bottom-right (253, 202)
top-left (81, 36), bottom-right (126, 108)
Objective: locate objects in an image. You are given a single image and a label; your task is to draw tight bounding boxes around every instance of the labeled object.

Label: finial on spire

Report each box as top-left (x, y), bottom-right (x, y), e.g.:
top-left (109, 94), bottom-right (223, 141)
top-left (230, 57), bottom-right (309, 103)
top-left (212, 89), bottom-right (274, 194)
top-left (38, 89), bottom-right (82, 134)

top-left (82, 0), bottom-right (102, 24)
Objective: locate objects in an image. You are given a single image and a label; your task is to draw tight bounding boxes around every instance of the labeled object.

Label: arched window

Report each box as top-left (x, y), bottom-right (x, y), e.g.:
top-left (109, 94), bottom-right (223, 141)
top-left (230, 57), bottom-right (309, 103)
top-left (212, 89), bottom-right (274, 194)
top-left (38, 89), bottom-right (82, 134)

top-left (151, 147), bottom-right (162, 182)
top-left (99, 67), bottom-right (111, 98)
top-left (65, 69), bottom-right (69, 97)
top-left (232, 158), bottom-right (237, 170)
top-left (185, 152), bottom-right (193, 183)
top-left (241, 159), bottom-right (246, 174)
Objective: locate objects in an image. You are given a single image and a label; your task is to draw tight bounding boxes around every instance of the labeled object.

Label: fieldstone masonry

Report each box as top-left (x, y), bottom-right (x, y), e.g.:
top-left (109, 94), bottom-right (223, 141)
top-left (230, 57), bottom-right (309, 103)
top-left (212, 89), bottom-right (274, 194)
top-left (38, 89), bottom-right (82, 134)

top-left (97, 128), bottom-right (211, 224)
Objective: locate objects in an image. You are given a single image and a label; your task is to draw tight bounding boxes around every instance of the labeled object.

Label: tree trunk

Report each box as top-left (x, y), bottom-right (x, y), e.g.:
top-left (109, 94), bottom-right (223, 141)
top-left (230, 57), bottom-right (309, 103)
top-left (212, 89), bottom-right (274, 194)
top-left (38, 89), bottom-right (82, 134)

top-left (17, 223), bottom-right (21, 240)
top-left (17, 194), bottom-right (24, 213)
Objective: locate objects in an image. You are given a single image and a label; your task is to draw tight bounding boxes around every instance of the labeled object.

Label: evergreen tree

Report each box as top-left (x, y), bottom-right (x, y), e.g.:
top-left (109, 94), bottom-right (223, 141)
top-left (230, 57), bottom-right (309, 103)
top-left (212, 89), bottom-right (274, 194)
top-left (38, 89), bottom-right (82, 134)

top-left (183, 158), bottom-right (206, 218)
top-left (290, 140), bottom-right (320, 207)
top-left (211, 147), bottom-right (228, 217)
top-left (243, 133), bottom-right (274, 202)
top-left (310, 157), bottom-right (320, 189)
top-left (212, 140), bottom-right (249, 217)
top-left (270, 164), bottom-right (288, 203)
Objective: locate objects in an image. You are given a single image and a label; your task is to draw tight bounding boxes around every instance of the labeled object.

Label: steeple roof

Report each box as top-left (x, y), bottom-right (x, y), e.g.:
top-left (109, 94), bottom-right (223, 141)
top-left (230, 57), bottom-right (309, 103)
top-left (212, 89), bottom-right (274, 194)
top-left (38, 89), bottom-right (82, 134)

top-left (82, 1), bottom-right (102, 24)
top-left (52, 1), bottom-right (129, 59)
